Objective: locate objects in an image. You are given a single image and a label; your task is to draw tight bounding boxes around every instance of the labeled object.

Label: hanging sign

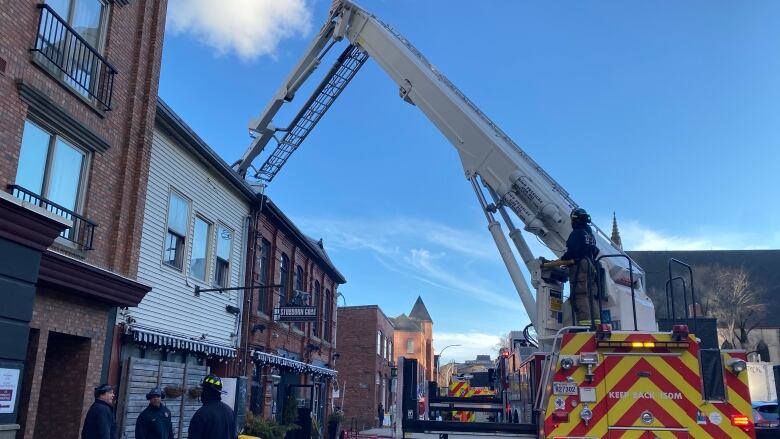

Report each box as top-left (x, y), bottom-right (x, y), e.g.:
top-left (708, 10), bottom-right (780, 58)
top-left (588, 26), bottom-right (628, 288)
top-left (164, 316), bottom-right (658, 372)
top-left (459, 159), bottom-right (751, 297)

top-left (274, 306), bottom-right (317, 322)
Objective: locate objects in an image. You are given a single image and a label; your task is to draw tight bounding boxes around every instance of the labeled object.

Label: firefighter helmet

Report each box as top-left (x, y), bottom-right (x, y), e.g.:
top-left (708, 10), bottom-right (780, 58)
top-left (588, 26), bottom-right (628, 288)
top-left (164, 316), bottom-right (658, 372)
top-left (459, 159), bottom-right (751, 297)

top-left (202, 374), bottom-right (223, 392)
top-left (570, 207), bottom-right (591, 225)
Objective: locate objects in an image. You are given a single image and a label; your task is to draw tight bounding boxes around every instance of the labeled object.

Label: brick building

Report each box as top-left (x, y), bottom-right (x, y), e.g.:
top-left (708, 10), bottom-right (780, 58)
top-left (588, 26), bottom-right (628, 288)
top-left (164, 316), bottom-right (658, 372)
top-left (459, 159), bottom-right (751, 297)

top-left (336, 306), bottom-right (395, 430)
top-left (391, 297), bottom-right (435, 382)
top-left (240, 195), bottom-right (346, 428)
top-left (0, 1), bottom-right (166, 438)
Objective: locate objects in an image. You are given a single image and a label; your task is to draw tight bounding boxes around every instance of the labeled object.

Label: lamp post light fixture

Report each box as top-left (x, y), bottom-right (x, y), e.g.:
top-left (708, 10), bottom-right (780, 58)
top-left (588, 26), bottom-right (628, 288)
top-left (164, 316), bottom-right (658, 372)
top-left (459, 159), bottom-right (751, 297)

top-left (436, 344), bottom-right (461, 392)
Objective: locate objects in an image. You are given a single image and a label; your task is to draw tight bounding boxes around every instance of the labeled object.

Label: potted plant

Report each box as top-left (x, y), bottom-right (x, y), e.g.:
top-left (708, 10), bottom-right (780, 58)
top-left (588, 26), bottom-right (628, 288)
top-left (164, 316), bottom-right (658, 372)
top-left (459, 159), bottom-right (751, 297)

top-left (327, 409), bottom-right (344, 439)
top-left (242, 411), bottom-right (296, 439)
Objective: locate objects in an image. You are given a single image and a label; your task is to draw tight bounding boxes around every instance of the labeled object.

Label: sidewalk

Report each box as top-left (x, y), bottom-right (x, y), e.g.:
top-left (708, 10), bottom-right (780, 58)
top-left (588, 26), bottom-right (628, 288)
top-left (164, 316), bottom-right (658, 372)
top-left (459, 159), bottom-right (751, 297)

top-left (357, 427), bottom-right (395, 438)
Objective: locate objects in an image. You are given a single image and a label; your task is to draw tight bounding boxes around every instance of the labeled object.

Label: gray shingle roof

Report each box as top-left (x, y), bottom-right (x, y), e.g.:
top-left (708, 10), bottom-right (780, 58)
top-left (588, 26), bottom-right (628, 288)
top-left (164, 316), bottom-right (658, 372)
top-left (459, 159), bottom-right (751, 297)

top-left (409, 296), bottom-right (433, 322)
top-left (391, 313), bottom-right (421, 331)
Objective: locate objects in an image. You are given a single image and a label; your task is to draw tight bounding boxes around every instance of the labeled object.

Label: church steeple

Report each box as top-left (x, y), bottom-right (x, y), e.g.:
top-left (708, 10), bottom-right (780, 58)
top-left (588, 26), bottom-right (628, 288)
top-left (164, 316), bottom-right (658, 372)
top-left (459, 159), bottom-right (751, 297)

top-left (611, 212), bottom-right (623, 250)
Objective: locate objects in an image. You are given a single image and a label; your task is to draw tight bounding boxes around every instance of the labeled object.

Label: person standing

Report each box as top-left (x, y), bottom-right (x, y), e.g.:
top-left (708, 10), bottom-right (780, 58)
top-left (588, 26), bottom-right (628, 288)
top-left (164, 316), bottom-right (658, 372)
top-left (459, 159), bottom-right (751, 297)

top-left (377, 402), bottom-right (384, 427)
top-left (135, 387), bottom-right (174, 439)
top-left (188, 374), bottom-right (236, 439)
top-left (81, 384), bottom-right (117, 439)
top-left (559, 208), bottom-right (600, 325)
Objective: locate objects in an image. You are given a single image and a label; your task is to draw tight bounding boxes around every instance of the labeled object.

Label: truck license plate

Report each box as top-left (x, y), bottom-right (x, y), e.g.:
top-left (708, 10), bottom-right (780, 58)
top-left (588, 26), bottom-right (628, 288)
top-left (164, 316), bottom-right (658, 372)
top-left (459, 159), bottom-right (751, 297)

top-left (553, 382), bottom-right (578, 395)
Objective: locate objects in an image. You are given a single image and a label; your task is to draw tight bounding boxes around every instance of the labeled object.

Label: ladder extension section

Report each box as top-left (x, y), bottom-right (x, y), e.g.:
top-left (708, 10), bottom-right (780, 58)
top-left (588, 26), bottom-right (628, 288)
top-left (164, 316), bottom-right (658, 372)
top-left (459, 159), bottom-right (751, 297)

top-left (255, 44), bottom-right (369, 182)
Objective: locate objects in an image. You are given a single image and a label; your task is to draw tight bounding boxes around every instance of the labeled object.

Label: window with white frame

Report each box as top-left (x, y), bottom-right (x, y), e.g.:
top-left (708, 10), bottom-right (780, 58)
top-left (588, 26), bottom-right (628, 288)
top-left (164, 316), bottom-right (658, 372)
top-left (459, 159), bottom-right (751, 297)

top-left (377, 331), bottom-right (382, 356)
top-left (388, 340), bottom-right (393, 361)
top-left (189, 216), bottom-right (211, 281)
top-left (164, 191), bottom-right (189, 270)
top-left (406, 338), bottom-right (414, 354)
top-left (214, 224), bottom-right (232, 287)
top-left (16, 119), bottom-right (88, 214)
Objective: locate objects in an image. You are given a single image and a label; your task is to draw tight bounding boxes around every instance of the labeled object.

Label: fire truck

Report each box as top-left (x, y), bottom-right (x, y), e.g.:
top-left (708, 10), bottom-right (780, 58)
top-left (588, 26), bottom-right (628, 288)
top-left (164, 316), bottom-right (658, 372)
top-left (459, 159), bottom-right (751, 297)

top-left (234, 1), bottom-right (755, 437)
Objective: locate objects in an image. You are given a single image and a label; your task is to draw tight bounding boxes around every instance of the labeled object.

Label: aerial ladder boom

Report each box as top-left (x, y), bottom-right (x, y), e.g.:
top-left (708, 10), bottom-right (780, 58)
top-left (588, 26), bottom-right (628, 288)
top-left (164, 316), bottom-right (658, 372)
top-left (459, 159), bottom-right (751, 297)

top-left (236, 0), bottom-right (656, 336)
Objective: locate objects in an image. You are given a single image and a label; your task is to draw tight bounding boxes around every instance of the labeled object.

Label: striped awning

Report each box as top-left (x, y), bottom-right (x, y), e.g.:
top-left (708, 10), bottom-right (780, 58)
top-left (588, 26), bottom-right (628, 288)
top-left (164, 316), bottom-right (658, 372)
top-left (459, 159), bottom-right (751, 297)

top-left (252, 350), bottom-right (337, 377)
top-left (129, 325), bottom-right (236, 358)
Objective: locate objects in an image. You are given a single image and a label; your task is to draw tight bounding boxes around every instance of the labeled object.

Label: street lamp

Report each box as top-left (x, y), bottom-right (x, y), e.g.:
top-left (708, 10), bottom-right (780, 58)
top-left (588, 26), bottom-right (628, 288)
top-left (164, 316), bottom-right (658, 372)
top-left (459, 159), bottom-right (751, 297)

top-left (436, 344), bottom-right (461, 392)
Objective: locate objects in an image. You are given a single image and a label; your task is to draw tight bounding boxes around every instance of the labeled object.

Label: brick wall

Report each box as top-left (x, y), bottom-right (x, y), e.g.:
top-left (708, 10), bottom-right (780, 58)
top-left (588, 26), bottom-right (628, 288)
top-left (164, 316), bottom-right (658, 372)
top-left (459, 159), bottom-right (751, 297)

top-left (237, 208), bottom-right (342, 419)
top-left (336, 306), bottom-right (394, 430)
top-left (0, 0), bottom-right (167, 278)
top-left (35, 332), bottom-right (91, 439)
top-left (19, 287), bottom-right (111, 439)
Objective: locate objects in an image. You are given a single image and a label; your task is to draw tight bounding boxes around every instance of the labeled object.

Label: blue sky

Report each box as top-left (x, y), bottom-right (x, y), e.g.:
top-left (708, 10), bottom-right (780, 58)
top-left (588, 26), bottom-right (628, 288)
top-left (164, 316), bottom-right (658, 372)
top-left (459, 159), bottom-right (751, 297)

top-left (160, 0), bottom-right (780, 362)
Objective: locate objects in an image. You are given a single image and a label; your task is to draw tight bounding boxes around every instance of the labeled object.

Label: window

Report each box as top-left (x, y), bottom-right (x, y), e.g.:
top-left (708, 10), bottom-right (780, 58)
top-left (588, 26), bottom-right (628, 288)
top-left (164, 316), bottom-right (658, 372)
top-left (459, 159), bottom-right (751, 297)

top-left (293, 265), bottom-right (305, 330)
top-left (279, 253), bottom-right (290, 306)
top-left (406, 338), bottom-right (414, 354)
top-left (47, 0), bottom-right (107, 48)
top-left (377, 331), bottom-right (382, 356)
top-left (44, 0), bottom-right (108, 97)
top-left (258, 239), bottom-right (270, 313)
top-left (295, 265), bottom-right (305, 297)
top-left (323, 289), bottom-right (331, 341)
top-left (190, 216), bottom-right (211, 281)
top-left (164, 191), bottom-right (189, 269)
top-left (312, 280), bottom-right (321, 336)
top-left (16, 120), bottom-right (87, 214)
top-left (214, 225), bottom-right (232, 287)
top-left (388, 340), bottom-right (393, 361)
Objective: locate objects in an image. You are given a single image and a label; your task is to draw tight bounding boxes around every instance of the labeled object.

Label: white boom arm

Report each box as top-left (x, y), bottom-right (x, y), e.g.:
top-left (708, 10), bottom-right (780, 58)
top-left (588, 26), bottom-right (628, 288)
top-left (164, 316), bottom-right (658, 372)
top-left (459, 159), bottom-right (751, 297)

top-left (237, 1), bottom-right (656, 335)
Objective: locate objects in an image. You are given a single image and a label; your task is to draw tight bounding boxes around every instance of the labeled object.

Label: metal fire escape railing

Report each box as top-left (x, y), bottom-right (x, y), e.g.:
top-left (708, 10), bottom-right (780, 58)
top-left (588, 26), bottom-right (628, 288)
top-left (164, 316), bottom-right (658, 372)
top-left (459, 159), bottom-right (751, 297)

top-left (9, 185), bottom-right (97, 250)
top-left (31, 4), bottom-right (118, 111)
top-left (254, 44), bottom-right (369, 182)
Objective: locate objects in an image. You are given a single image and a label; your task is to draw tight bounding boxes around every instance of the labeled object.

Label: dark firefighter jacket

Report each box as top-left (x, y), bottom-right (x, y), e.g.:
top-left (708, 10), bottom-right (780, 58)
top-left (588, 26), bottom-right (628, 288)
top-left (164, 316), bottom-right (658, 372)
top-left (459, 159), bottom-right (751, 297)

top-left (135, 404), bottom-right (174, 439)
top-left (561, 223), bottom-right (598, 261)
top-left (188, 397), bottom-right (236, 439)
top-left (81, 399), bottom-right (117, 439)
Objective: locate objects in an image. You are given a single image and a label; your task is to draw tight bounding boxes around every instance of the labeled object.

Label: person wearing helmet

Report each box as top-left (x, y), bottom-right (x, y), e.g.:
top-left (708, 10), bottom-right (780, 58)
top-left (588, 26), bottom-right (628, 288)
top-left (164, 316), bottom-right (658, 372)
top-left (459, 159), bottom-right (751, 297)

top-left (135, 387), bottom-right (174, 439)
top-left (81, 383), bottom-right (117, 439)
top-left (560, 207), bottom-right (599, 325)
top-left (188, 374), bottom-right (236, 439)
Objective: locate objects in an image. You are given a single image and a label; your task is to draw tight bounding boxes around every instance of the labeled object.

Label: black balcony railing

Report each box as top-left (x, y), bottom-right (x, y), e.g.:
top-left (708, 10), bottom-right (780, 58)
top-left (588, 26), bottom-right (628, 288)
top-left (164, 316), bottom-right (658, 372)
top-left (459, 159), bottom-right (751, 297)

top-left (31, 4), bottom-right (117, 111)
top-left (9, 185), bottom-right (97, 250)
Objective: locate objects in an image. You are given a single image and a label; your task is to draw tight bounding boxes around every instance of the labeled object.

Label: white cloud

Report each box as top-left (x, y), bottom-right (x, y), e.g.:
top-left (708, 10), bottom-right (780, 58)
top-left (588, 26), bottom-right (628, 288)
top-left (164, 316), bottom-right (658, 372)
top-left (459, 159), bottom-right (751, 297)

top-left (434, 331), bottom-right (502, 363)
top-left (295, 216), bottom-right (523, 310)
top-left (166, 0), bottom-right (313, 61)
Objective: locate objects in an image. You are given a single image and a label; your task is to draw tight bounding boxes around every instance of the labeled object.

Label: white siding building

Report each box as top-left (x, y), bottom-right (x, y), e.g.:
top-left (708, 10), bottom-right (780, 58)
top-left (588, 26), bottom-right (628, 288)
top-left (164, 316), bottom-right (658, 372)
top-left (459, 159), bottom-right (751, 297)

top-left (119, 100), bottom-right (255, 359)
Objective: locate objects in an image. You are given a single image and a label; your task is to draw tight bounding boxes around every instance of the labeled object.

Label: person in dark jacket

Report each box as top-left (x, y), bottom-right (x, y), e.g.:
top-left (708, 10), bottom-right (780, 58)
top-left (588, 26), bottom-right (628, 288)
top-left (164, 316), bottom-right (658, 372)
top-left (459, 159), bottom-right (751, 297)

top-left (188, 374), bottom-right (236, 439)
top-left (135, 387), bottom-right (174, 439)
top-left (377, 402), bottom-right (384, 427)
top-left (560, 208), bottom-right (599, 325)
top-left (81, 383), bottom-right (117, 439)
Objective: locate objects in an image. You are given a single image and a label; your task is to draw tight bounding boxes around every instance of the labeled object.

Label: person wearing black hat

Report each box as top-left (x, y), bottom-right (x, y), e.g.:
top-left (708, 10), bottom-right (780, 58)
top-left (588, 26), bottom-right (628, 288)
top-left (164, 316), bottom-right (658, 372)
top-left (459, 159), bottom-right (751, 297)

top-left (81, 383), bottom-right (117, 439)
top-left (135, 387), bottom-right (174, 439)
top-left (188, 374), bottom-right (236, 439)
top-left (560, 207), bottom-right (600, 325)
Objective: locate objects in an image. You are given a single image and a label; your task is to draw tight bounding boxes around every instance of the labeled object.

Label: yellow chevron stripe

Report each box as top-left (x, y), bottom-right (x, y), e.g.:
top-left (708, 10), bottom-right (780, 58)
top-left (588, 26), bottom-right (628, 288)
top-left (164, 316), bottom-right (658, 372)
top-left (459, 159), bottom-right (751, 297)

top-left (559, 332), bottom-right (593, 355)
top-left (722, 352), bottom-right (752, 415)
top-left (548, 356), bottom-right (642, 437)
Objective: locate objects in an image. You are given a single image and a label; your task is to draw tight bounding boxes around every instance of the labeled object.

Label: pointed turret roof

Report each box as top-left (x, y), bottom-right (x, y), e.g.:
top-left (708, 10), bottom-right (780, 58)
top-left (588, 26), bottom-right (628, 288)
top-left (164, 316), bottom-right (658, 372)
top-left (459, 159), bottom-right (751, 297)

top-left (611, 212), bottom-right (623, 250)
top-left (390, 313), bottom-right (422, 331)
top-left (409, 296), bottom-right (433, 322)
